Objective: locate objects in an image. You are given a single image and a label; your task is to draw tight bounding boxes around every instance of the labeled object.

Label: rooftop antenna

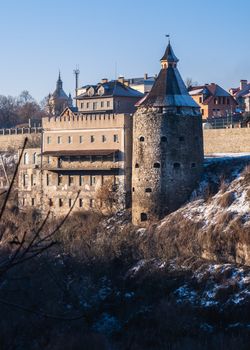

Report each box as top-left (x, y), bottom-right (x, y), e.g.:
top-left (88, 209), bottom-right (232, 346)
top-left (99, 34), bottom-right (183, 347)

top-left (73, 65), bottom-right (80, 107)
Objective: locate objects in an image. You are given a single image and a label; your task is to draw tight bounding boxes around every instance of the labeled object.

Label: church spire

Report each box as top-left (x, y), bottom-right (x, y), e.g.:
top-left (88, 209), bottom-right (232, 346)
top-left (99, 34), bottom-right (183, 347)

top-left (56, 71), bottom-right (63, 90)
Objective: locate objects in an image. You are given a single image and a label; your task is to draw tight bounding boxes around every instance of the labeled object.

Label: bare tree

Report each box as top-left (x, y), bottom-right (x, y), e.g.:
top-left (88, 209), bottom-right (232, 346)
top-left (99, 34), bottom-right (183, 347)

top-left (185, 77), bottom-right (198, 90)
top-left (95, 179), bottom-right (120, 214)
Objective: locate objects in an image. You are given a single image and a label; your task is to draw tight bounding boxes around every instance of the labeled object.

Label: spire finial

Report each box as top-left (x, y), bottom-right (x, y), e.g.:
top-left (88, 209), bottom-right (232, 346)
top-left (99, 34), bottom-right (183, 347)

top-left (165, 34), bottom-right (170, 44)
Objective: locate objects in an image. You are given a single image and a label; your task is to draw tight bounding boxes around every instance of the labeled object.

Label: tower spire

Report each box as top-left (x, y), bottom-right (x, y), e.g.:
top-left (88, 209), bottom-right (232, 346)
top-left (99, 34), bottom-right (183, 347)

top-left (160, 39), bottom-right (179, 69)
top-left (56, 71), bottom-right (63, 90)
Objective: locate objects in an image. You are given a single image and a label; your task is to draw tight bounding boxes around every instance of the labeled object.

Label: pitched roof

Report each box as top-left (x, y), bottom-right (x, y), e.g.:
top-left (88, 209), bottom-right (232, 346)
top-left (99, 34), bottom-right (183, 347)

top-left (75, 81), bottom-right (143, 100)
top-left (189, 83), bottom-right (237, 105)
top-left (235, 83), bottom-right (250, 98)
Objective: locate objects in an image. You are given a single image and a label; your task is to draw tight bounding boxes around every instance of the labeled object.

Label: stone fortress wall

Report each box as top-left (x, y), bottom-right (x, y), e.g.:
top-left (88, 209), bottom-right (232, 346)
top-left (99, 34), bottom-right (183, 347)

top-left (203, 127), bottom-right (250, 154)
top-left (1, 125), bottom-right (250, 154)
top-left (0, 128), bottom-right (42, 151)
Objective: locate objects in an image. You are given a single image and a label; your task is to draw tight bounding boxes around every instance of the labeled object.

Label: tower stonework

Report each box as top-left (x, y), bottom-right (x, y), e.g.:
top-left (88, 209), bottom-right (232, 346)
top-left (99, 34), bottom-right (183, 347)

top-left (132, 42), bottom-right (204, 226)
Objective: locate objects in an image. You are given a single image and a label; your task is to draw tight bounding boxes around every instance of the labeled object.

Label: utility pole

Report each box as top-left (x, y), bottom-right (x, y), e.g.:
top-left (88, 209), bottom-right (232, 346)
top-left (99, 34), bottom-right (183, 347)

top-left (73, 66), bottom-right (80, 108)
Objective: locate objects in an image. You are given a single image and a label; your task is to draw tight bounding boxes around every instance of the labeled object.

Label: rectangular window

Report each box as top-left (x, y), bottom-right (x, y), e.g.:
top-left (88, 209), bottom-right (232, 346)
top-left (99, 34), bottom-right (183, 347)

top-left (107, 101), bottom-right (110, 107)
top-left (57, 136), bottom-right (62, 144)
top-left (69, 198), bottom-right (72, 208)
top-left (68, 136), bottom-right (73, 144)
top-left (46, 174), bottom-right (51, 186)
top-left (199, 96), bottom-right (202, 103)
top-left (79, 175), bottom-right (84, 186)
top-left (113, 134), bottom-right (119, 142)
top-left (68, 175), bottom-right (74, 186)
top-left (86, 102), bottom-right (89, 108)
top-left (81, 102), bottom-right (84, 109)
top-left (93, 102), bottom-right (97, 110)
top-left (90, 135), bottom-right (95, 143)
top-left (32, 174), bottom-right (36, 186)
top-left (58, 174), bottom-right (63, 186)
top-left (90, 175), bottom-right (96, 186)
top-left (49, 198), bottom-right (53, 206)
top-left (101, 101), bottom-right (104, 107)
top-left (79, 135), bottom-right (83, 144)
top-left (59, 198), bottom-right (63, 207)
top-left (47, 136), bottom-right (51, 144)
top-left (22, 198), bottom-right (26, 206)
top-left (102, 135), bottom-right (106, 142)
top-left (79, 198), bottom-right (83, 207)
top-left (23, 174), bottom-right (28, 186)
top-left (90, 199), bottom-right (94, 208)
top-left (47, 156), bottom-right (51, 164)
top-left (31, 198), bottom-right (35, 206)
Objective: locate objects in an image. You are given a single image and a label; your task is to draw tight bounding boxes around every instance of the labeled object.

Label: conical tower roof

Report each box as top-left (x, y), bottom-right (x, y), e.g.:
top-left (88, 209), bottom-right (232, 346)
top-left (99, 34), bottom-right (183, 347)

top-left (160, 42), bottom-right (179, 63)
top-left (137, 42), bottom-right (199, 109)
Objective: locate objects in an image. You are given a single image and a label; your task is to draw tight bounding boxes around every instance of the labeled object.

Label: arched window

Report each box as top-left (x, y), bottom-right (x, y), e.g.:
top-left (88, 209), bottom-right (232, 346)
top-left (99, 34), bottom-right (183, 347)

top-left (145, 188), bottom-right (152, 193)
top-left (139, 136), bottom-right (145, 142)
top-left (191, 163), bottom-right (196, 168)
top-left (161, 136), bottom-right (167, 142)
top-left (24, 152), bottom-right (29, 165)
top-left (135, 163), bottom-right (139, 168)
top-left (173, 162), bottom-right (180, 169)
top-left (132, 187), bottom-right (135, 192)
top-left (141, 213), bottom-right (148, 222)
top-left (153, 162), bottom-right (160, 168)
top-left (33, 152), bottom-right (37, 164)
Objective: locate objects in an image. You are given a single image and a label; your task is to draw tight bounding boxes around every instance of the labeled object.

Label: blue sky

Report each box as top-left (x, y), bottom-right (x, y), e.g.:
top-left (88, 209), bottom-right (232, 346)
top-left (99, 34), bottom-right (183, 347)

top-left (0, 0), bottom-right (250, 102)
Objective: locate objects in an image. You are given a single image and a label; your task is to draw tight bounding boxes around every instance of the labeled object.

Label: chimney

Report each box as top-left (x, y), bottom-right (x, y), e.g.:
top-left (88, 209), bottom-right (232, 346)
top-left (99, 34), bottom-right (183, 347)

top-left (101, 78), bottom-right (108, 84)
top-left (240, 79), bottom-right (247, 90)
top-left (144, 73), bottom-right (148, 80)
top-left (118, 76), bottom-right (124, 84)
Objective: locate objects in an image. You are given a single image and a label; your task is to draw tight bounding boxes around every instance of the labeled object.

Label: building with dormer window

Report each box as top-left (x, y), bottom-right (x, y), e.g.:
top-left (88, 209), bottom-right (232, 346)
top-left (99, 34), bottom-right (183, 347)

top-left (75, 79), bottom-right (143, 114)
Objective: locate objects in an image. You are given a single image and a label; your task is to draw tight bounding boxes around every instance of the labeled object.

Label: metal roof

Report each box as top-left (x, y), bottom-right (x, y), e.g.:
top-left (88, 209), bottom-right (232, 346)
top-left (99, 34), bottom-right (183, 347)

top-left (138, 67), bottom-right (199, 108)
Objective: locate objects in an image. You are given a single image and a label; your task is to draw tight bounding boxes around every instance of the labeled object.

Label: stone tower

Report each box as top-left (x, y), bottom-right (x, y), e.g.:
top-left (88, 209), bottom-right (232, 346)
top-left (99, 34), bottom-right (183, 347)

top-left (132, 41), bottom-right (204, 226)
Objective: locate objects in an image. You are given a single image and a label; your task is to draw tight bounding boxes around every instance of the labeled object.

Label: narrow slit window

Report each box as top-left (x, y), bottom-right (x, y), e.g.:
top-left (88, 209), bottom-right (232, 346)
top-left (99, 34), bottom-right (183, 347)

top-left (173, 162), bottom-right (180, 169)
top-left (141, 213), bottom-right (148, 222)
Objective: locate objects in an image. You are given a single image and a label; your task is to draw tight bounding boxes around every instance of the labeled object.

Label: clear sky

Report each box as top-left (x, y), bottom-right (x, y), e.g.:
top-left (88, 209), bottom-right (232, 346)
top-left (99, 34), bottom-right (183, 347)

top-left (0, 0), bottom-right (250, 102)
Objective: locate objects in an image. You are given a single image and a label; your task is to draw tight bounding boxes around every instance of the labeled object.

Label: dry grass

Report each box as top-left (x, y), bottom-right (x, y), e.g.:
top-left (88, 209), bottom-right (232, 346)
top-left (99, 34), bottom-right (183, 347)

top-left (217, 191), bottom-right (235, 208)
top-left (246, 188), bottom-right (250, 202)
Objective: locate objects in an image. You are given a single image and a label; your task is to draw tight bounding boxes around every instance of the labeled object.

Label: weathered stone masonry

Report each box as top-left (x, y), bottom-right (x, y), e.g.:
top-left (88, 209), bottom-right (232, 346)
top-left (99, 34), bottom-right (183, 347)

top-left (132, 42), bottom-right (204, 226)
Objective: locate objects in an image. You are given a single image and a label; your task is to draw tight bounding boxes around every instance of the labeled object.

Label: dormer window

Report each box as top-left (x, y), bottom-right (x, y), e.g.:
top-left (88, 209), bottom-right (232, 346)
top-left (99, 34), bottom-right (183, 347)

top-left (87, 87), bottom-right (95, 96)
top-left (98, 86), bottom-right (105, 96)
